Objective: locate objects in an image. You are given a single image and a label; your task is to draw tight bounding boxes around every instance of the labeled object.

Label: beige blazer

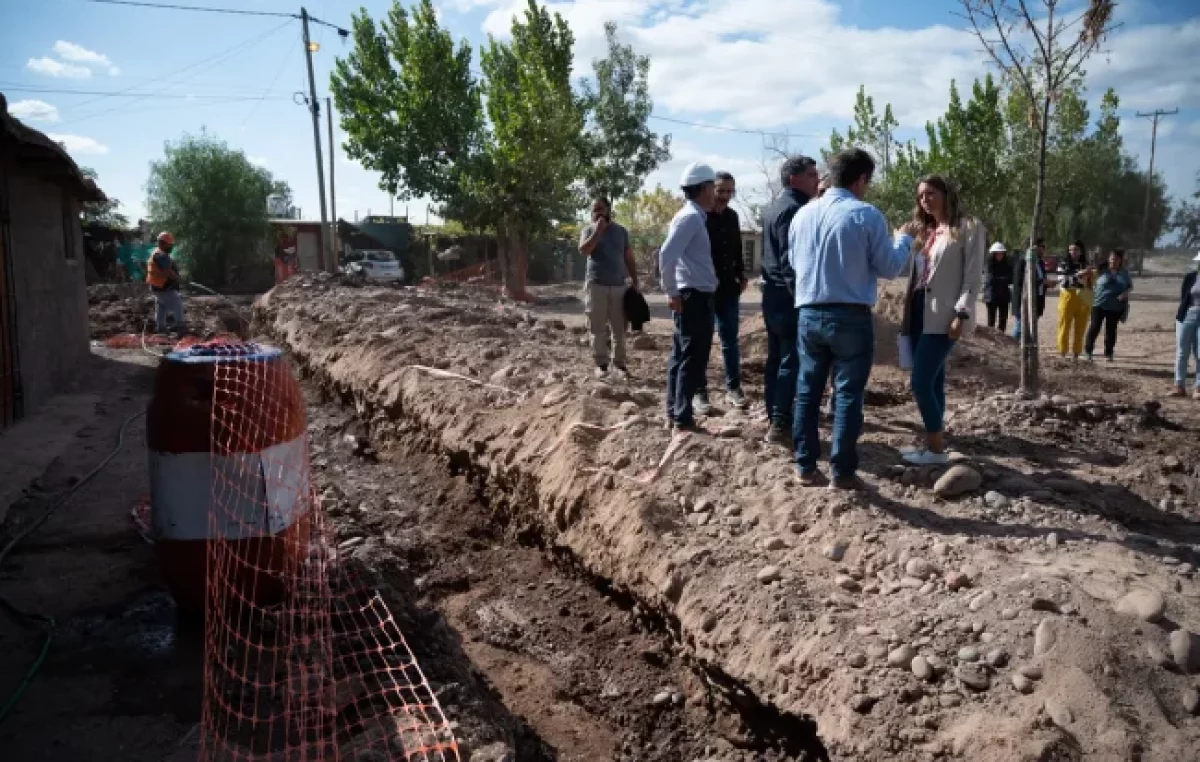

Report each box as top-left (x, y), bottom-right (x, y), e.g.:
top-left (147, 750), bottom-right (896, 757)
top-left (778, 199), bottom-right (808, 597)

top-left (901, 218), bottom-right (986, 336)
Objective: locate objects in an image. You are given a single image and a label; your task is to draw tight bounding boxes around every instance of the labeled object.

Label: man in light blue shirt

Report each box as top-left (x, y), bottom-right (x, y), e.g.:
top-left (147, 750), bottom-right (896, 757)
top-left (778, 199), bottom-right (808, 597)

top-left (787, 148), bottom-right (913, 489)
top-left (658, 162), bottom-right (719, 431)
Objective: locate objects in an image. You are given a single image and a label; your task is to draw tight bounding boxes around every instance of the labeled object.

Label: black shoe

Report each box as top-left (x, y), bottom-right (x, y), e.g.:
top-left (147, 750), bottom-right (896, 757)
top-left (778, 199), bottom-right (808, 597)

top-left (795, 468), bottom-right (825, 487)
top-left (764, 424), bottom-right (791, 447)
top-left (829, 475), bottom-right (862, 492)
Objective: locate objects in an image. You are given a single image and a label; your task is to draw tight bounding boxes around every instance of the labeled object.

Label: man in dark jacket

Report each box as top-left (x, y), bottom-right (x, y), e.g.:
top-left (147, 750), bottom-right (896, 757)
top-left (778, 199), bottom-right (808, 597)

top-left (695, 171), bottom-right (747, 413)
top-left (761, 156), bottom-right (820, 445)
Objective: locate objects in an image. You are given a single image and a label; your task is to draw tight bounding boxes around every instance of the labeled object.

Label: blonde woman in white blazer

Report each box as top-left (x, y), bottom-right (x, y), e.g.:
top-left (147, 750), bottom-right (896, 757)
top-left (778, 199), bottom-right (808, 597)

top-left (898, 175), bottom-right (985, 465)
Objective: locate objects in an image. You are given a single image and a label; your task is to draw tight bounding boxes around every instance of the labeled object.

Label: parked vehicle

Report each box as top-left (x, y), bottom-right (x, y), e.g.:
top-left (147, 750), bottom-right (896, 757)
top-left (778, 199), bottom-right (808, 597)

top-left (343, 250), bottom-right (404, 281)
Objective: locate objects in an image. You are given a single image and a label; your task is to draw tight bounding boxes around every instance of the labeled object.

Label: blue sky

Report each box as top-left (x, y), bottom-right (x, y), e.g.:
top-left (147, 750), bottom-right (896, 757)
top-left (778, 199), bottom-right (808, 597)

top-left (2, 0), bottom-right (1198, 232)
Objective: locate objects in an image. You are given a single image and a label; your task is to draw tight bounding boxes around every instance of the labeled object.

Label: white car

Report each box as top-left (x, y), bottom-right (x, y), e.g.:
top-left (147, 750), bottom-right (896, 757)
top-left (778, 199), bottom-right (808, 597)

top-left (344, 250), bottom-right (405, 281)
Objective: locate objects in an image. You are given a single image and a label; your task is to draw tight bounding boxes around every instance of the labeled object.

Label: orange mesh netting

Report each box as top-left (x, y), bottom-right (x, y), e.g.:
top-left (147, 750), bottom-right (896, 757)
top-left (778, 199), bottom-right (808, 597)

top-left (194, 340), bottom-right (458, 761)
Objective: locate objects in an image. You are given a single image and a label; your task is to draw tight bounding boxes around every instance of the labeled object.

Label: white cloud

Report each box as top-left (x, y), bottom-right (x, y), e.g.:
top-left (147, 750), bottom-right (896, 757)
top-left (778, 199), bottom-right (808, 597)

top-left (8, 99), bottom-right (60, 123)
top-left (475, 0), bottom-right (1199, 198)
top-left (52, 41), bottom-right (120, 76)
top-left (249, 155), bottom-right (269, 167)
top-left (26, 56), bottom-right (92, 79)
top-left (48, 134), bottom-right (109, 155)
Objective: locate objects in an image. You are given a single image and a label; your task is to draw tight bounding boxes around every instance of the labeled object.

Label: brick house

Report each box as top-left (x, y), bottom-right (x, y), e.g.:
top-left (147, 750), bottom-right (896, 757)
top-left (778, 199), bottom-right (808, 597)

top-left (0, 93), bottom-right (104, 426)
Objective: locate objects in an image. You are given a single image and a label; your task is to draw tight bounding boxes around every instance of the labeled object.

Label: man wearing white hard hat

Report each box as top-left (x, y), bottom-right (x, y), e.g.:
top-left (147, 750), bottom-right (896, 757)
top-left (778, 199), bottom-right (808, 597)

top-left (982, 241), bottom-right (1014, 331)
top-left (659, 162), bottom-right (719, 432)
top-left (1170, 250), bottom-right (1200, 398)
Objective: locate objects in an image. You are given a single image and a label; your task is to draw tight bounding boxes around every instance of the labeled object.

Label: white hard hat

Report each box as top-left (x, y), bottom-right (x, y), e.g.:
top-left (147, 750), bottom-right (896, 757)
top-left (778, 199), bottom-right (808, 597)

top-left (680, 162), bottom-right (716, 187)
top-left (989, 242), bottom-right (1007, 253)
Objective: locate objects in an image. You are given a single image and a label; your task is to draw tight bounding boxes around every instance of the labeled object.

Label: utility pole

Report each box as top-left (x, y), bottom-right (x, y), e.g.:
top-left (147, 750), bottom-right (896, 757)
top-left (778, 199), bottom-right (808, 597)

top-left (1135, 108), bottom-right (1177, 270)
top-left (301, 7), bottom-right (332, 272)
top-left (326, 96), bottom-right (337, 266)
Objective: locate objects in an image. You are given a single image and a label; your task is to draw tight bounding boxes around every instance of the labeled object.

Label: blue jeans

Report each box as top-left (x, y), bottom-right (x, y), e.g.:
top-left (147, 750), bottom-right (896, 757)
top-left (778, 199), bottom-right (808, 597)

top-left (665, 289), bottom-right (715, 426)
top-left (911, 334), bottom-right (956, 433)
top-left (908, 290), bottom-right (956, 434)
top-left (1176, 308), bottom-right (1200, 388)
top-left (793, 305), bottom-right (874, 479)
top-left (700, 289), bottom-right (741, 393)
top-left (762, 284), bottom-right (798, 427)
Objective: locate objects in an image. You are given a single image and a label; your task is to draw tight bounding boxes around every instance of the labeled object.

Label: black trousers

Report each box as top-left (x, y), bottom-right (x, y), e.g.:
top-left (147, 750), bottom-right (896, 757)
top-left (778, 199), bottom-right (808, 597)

top-left (1084, 307), bottom-right (1122, 358)
top-left (665, 289), bottom-right (715, 426)
top-left (985, 302), bottom-right (1010, 331)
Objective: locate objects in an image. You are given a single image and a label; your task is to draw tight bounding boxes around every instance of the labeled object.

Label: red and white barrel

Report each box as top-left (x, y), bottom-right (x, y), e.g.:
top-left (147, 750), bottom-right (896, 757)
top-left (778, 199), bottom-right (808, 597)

top-left (146, 342), bottom-right (311, 616)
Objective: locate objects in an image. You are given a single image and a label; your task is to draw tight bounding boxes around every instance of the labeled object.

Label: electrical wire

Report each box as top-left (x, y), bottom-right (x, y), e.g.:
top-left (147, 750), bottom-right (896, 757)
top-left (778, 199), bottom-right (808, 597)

top-left (53, 19), bottom-right (296, 128)
top-left (81, 0), bottom-right (295, 18)
top-left (1, 85), bottom-right (292, 101)
top-left (79, 0), bottom-right (349, 32)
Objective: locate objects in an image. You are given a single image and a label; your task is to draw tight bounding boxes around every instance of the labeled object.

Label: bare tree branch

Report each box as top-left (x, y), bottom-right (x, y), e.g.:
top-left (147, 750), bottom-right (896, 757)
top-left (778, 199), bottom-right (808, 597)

top-left (1015, 0), bottom-right (1053, 71)
top-left (961, 0), bottom-right (1038, 103)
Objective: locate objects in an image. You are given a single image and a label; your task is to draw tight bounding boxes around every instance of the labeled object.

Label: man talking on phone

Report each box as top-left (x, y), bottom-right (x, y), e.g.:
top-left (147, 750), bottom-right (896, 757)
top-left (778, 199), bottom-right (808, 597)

top-left (579, 196), bottom-right (637, 378)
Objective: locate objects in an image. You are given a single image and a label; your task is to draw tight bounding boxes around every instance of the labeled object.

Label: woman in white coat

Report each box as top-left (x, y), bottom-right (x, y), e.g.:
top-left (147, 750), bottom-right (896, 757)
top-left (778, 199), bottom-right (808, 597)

top-left (898, 176), bottom-right (985, 465)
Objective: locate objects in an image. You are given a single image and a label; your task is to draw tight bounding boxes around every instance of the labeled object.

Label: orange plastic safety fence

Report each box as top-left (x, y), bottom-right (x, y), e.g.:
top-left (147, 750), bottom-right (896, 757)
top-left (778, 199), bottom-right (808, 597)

top-left (197, 340), bottom-right (458, 761)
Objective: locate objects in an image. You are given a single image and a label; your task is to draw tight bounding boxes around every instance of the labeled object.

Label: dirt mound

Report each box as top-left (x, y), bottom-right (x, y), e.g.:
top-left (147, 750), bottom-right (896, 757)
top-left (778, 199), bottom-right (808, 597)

top-left (88, 284), bottom-right (252, 341)
top-left (257, 274), bottom-right (1200, 761)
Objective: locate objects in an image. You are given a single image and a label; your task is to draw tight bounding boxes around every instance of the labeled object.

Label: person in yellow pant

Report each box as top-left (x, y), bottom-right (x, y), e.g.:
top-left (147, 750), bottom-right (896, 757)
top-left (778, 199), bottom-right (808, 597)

top-left (1056, 240), bottom-right (1094, 359)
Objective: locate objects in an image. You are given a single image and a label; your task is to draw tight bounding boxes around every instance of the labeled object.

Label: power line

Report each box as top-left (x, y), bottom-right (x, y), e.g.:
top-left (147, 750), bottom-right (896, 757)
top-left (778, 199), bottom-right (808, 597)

top-left (81, 0), bottom-right (293, 18)
top-left (648, 114), bottom-right (820, 140)
top-left (79, 0), bottom-right (348, 32)
top-left (2, 85), bottom-right (292, 100)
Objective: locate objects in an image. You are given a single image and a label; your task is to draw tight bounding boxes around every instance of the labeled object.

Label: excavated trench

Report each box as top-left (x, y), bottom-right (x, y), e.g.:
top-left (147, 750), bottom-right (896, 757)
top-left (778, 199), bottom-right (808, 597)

top-left (295, 355), bottom-right (832, 761)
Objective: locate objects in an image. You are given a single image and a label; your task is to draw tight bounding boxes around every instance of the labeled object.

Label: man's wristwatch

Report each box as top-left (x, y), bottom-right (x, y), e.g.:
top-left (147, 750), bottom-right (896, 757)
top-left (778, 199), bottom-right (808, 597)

top-left (955, 309), bottom-right (970, 321)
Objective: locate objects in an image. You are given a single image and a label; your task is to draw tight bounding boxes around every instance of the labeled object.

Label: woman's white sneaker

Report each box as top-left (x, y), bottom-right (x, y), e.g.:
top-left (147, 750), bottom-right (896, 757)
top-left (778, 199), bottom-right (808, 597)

top-left (902, 449), bottom-right (950, 466)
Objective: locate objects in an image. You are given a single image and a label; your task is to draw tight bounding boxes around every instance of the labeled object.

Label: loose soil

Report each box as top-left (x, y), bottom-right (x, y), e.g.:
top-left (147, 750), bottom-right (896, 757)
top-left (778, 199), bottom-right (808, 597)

top-left (255, 268), bottom-right (1200, 762)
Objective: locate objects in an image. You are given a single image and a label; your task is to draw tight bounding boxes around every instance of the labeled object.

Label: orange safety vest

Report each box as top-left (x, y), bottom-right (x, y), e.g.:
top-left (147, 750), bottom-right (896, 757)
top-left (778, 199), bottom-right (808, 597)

top-left (146, 249), bottom-right (171, 289)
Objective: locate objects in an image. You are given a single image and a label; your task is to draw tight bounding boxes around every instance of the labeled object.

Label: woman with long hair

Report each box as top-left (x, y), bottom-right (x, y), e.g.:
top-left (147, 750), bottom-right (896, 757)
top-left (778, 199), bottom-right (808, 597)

top-left (899, 176), bottom-right (985, 465)
top-left (1084, 249), bottom-right (1133, 362)
top-left (1055, 239), bottom-right (1095, 359)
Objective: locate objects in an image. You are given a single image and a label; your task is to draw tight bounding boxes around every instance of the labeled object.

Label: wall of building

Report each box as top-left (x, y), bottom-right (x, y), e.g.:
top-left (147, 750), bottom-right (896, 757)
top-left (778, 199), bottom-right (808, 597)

top-left (5, 166), bottom-right (89, 416)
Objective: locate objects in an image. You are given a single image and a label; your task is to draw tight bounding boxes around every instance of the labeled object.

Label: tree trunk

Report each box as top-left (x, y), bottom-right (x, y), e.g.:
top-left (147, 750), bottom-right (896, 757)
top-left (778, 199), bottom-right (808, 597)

top-left (496, 227), bottom-right (531, 302)
top-left (1021, 92), bottom-right (1052, 397)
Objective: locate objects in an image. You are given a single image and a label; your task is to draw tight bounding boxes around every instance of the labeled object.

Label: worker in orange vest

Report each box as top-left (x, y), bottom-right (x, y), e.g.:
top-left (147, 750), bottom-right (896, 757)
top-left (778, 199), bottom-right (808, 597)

top-left (146, 231), bottom-right (186, 334)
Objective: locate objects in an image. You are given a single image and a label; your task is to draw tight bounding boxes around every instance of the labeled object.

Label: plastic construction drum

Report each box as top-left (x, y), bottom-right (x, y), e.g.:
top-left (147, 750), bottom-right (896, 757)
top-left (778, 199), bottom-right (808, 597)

top-left (146, 341), bottom-right (311, 616)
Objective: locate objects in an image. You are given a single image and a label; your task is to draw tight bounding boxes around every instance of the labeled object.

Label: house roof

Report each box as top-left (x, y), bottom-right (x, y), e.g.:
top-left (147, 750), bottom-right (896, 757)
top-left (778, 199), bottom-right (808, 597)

top-left (0, 93), bottom-right (104, 202)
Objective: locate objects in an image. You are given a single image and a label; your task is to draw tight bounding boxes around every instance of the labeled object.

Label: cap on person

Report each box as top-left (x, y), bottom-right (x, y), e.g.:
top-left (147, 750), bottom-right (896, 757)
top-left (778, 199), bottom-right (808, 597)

top-left (989, 242), bottom-right (1007, 253)
top-left (157, 231), bottom-right (175, 246)
top-left (679, 162), bottom-right (716, 188)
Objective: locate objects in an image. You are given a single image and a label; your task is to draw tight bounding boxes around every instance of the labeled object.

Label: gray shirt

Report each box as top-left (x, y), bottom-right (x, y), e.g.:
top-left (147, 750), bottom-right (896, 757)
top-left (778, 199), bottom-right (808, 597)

top-left (658, 200), bottom-right (717, 296)
top-left (580, 221), bottom-right (630, 287)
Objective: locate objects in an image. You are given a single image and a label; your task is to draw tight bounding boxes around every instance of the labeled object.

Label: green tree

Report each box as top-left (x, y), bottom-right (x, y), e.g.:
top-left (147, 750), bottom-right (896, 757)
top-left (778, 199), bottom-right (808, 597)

top-left (614, 184), bottom-right (679, 274)
top-left (478, 0), bottom-right (585, 299)
top-left (580, 22), bottom-right (671, 203)
top-left (79, 166), bottom-right (129, 228)
top-left (332, 1), bottom-right (666, 301)
top-left (145, 131), bottom-right (285, 287)
top-left (330, 0), bottom-right (482, 205)
top-left (1172, 173), bottom-right (1200, 248)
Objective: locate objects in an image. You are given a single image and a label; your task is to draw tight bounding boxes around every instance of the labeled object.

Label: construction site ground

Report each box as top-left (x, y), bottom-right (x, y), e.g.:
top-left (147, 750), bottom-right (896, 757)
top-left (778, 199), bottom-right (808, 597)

top-left (1, 263), bottom-right (1199, 761)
